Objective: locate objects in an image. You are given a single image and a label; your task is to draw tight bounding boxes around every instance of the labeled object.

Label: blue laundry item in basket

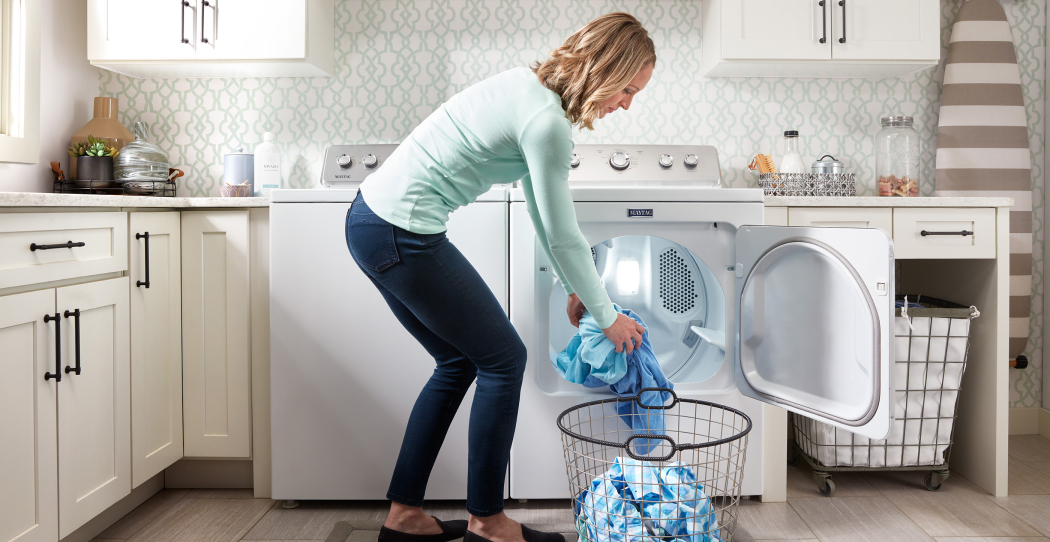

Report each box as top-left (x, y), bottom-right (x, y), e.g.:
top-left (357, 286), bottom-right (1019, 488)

top-left (552, 306), bottom-right (673, 454)
top-left (574, 457), bottom-right (719, 542)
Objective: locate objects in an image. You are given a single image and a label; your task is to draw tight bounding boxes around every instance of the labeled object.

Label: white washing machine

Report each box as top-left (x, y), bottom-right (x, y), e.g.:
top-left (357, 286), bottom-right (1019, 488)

top-left (508, 144), bottom-right (895, 499)
top-left (270, 145), bottom-right (510, 500)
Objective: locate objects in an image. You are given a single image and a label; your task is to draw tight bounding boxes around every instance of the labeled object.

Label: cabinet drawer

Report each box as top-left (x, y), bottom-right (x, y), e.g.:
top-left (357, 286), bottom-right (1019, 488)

top-left (893, 208), bottom-right (996, 259)
top-left (788, 207), bottom-right (893, 235)
top-left (0, 212), bottom-right (128, 289)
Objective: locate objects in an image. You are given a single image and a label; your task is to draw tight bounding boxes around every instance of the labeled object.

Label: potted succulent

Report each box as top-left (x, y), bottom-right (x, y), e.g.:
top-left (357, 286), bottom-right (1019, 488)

top-left (68, 135), bottom-right (120, 184)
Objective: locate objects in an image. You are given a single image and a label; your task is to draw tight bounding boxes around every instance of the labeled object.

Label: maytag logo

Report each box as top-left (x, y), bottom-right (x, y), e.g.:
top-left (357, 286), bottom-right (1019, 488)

top-left (628, 208), bottom-right (653, 218)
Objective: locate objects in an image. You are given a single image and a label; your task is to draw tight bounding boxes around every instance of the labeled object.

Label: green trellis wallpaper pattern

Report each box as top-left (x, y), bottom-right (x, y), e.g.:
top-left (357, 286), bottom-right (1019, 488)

top-left (99, 0), bottom-right (1046, 408)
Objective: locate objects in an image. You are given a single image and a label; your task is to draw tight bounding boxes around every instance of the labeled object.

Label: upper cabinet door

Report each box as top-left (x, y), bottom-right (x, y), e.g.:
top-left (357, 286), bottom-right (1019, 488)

top-left (129, 212), bottom-right (184, 488)
top-left (88, 0), bottom-right (197, 61)
top-left (195, 0), bottom-right (306, 60)
top-left (57, 278), bottom-right (131, 538)
top-left (721, 0), bottom-right (831, 60)
top-left (734, 226), bottom-right (893, 440)
top-left (831, 0), bottom-right (940, 60)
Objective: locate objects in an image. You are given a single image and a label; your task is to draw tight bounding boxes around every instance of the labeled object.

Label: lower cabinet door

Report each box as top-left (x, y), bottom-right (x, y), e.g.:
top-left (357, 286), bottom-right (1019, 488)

top-left (0, 290), bottom-right (58, 542)
top-left (130, 212), bottom-right (184, 487)
top-left (57, 278), bottom-right (131, 538)
top-left (182, 211), bottom-right (252, 458)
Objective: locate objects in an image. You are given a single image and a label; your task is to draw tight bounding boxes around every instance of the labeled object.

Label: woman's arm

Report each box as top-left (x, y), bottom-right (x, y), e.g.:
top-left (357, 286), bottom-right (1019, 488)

top-left (518, 112), bottom-right (618, 329)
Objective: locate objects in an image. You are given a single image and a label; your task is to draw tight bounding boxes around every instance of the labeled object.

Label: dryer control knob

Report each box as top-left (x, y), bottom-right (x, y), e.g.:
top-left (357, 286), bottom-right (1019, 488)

top-left (362, 154), bottom-right (378, 168)
top-left (337, 154), bottom-right (353, 168)
top-left (659, 154), bottom-right (674, 168)
top-left (570, 153), bottom-right (581, 168)
top-left (683, 153), bottom-right (699, 168)
top-left (609, 151), bottom-right (630, 170)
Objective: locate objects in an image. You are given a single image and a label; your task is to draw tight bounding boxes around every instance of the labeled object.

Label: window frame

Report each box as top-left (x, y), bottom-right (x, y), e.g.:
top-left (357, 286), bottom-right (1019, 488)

top-left (0, 0), bottom-right (39, 164)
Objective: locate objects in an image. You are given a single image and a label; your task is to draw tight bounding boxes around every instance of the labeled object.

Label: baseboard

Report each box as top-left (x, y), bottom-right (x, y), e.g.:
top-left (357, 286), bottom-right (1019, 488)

top-left (1010, 407), bottom-right (1041, 435)
top-left (59, 473), bottom-right (163, 542)
top-left (1041, 408), bottom-right (1050, 439)
top-left (164, 459), bottom-right (254, 488)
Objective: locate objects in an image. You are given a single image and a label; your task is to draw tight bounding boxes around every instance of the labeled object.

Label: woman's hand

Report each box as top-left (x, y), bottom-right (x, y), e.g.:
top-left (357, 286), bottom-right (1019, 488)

top-left (602, 313), bottom-right (646, 355)
top-left (566, 293), bottom-right (586, 327)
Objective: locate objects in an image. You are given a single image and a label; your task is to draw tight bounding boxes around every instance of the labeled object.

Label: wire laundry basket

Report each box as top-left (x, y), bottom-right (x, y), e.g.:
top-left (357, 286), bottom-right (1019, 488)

top-left (758, 172), bottom-right (856, 197)
top-left (559, 388), bottom-right (752, 542)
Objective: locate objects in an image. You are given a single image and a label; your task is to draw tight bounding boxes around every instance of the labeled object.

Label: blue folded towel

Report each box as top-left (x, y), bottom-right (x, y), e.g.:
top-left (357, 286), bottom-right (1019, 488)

top-left (574, 457), bottom-right (720, 542)
top-left (552, 306), bottom-right (673, 455)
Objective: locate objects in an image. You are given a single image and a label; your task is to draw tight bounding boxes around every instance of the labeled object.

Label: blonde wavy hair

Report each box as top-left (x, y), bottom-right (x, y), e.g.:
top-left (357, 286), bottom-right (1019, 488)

top-left (533, 13), bottom-right (656, 131)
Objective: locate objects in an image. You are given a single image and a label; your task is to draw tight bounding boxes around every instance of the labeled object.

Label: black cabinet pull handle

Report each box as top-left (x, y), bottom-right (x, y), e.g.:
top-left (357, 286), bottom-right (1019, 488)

top-left (921, 230), bottom-right (973, 237)
top-left (44, 314), bottom-right (61, 382)
top-left (30, 240), bottom-right (85, 251)
top-left (64, 309), bottom-right (81, 375)
top-left (137, 232), bottom-right (151, 288)
top-left (819, 1), bottom-right (827, 44)
top-left (838, 0), bottom-right (846, 43)
top-left (201, 0), bottom-right (211, 43)
top-left (181, 0), bottom-right (191, 44)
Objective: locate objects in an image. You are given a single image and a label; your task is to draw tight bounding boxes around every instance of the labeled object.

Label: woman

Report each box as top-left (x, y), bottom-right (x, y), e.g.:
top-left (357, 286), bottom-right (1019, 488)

top-left (346, 12), bottom-right (655, 542)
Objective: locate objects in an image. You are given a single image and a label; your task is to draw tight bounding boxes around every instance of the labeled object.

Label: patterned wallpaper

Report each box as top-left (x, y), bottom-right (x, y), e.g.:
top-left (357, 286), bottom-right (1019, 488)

top-left (99, 0), bottom-right (1046, 408)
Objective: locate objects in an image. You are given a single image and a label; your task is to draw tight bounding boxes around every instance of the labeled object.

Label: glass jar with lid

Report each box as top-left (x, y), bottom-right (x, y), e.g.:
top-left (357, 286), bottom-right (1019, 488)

top-left (875, 116), bottom-right (920, 197)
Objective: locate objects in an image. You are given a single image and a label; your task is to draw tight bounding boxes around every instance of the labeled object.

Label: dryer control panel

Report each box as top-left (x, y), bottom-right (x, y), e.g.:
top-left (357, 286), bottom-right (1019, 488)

top-left (567, 145), bottom-right (722, 186)
top-left (320, 144), bottom-right (400, 187)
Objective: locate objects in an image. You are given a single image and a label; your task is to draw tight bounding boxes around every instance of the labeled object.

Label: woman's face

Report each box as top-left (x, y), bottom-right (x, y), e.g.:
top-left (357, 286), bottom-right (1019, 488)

top-left (598, 63), bottom-right (654, 119)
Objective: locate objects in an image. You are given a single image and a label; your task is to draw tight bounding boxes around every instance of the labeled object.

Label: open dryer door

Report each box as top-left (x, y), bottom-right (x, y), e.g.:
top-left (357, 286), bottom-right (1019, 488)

top-left (734, 226), bottom-right (894, 440)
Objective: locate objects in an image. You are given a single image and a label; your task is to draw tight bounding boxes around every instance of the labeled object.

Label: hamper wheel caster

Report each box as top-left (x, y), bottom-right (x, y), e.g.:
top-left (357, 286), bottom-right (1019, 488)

top-left (282, 500), bottom-right (299, 509)
top-left (925, 471), bottom-right (949, 491)
top-left (814, 473), bottom-right (835, 497)
top-left (787, 448), bottom-right (800, 467)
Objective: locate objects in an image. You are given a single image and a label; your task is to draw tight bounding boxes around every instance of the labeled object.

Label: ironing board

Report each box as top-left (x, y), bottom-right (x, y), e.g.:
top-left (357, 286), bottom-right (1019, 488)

top-left (935, 0), bottom-right (1032, 364)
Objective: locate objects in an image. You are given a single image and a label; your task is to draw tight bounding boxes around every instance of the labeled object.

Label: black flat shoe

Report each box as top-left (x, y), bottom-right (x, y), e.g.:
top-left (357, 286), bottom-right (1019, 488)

top-left (378, 517), bottom-right (469, 542)
top-left (464, 525), bottom-right (565, 542)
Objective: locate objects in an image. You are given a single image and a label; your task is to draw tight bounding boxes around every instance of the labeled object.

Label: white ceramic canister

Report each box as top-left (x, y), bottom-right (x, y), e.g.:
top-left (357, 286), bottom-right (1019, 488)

top-left (223, 147), bottom-right (254, 194)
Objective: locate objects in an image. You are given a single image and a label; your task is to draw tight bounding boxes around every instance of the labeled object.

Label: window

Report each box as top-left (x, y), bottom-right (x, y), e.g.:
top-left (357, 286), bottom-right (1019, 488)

top-left (1, 0), bottom-right (25, 138)
top-left (0, 0), bottom-right (37, 163)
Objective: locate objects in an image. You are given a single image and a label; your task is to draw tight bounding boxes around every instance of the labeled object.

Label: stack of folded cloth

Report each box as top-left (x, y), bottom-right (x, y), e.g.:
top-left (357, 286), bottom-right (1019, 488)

top-left (796, 314), bottom-right (970, 467)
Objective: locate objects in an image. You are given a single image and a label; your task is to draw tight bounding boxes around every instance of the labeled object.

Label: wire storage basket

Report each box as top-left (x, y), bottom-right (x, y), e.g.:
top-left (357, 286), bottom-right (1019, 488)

top-left (559, 388), bottom-right (752, 542)
top-left (758, 173), bottom-right (856, 197)
top-left (790, 296), bottom-right (979, 496)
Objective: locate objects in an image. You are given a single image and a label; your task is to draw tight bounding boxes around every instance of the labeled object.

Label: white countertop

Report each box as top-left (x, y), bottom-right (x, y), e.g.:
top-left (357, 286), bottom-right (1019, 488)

top-left (764, 196), bottom-right (1015, 207)
top-left (0, 192), bottom-right (271, 208)
top-left (0, 192), bottom-right (1014, 209)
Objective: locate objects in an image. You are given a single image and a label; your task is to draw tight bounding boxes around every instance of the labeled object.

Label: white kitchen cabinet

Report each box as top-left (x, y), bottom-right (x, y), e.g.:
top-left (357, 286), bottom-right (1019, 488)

top-left (87, 0), bottom-right (197, 61)
top-left (702, 0), bottom-right (940, 78)
top-left (129, 213), bottom-right (184, 488)
top-left (0, 290), bottom-right (58, 542)
top-left (182, 211), bottom-right (252, 458)
top-left (88, 0), bottom-right (333, 78)
top-left (720, 0), bottom-right (830, 61)
top-left (56, 278), bottom-right (131, 538)
top-left (832, 0), bottom-right (941, 61)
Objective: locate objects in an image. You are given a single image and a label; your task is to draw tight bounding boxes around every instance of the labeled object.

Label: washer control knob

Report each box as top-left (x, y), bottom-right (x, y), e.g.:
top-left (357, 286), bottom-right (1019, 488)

top-left (683, 153), bottom-right (699, 168)
top-left (659, 154), bottom-right (674, 168)
top-left (570, 153), bottom-right (581, 168)
top-left (337, 154), bottom-right (353, 168)
top-left (362, 154), bottom-right (378, 168)
top-left (609, 151), bottom-right (630, 170)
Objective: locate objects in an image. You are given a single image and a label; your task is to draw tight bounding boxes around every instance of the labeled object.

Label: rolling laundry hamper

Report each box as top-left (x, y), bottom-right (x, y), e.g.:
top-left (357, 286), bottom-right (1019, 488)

top-left (789, 296), bottom-right (979, 496)
top-left (559, 388), bottom-right (752, 542)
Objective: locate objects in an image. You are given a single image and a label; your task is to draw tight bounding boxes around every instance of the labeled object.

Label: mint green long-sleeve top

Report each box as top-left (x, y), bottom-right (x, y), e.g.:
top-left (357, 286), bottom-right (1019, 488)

top-left (359, 67), bottom-right (617, 328)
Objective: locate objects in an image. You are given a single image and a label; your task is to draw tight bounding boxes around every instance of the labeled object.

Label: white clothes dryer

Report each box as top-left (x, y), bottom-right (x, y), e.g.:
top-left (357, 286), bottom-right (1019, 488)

top-left (270, 145), bottom-right (511, 501)
top-left (508, 145), bottom-right (895, 500)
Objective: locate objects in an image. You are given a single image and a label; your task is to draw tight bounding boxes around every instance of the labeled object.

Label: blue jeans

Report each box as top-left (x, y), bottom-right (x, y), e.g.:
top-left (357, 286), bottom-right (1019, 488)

top-left (345, 192), bottom-right (526, 517)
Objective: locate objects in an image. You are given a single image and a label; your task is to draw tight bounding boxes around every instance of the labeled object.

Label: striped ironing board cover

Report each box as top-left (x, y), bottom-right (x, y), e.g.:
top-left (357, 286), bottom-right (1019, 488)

top-left (935, 0), bottom-right (1032, 362)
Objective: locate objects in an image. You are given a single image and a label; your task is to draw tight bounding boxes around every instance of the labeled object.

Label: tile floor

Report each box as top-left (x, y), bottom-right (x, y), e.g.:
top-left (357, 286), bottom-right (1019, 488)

top-left (92, 435), bottom-right (1050, 542)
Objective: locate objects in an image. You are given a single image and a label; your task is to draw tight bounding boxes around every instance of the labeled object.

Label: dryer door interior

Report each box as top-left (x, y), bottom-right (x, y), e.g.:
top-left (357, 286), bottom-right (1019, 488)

top-left (734, 225), bottom-right (893, 440)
